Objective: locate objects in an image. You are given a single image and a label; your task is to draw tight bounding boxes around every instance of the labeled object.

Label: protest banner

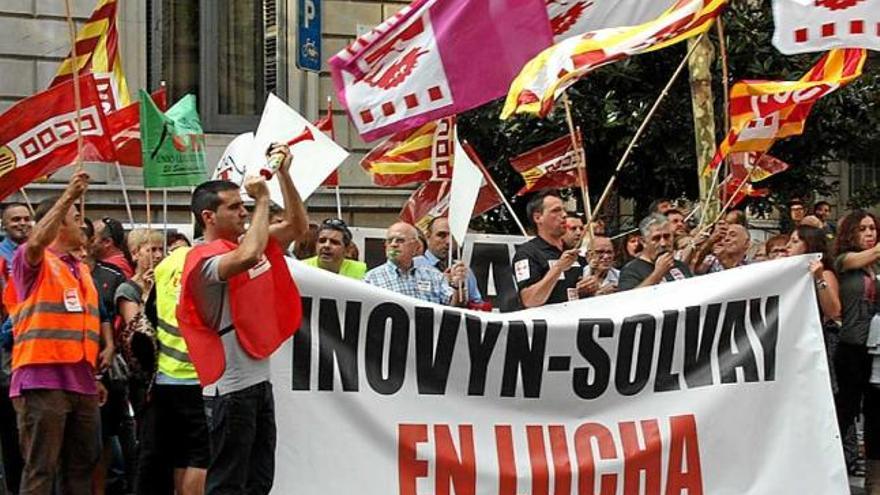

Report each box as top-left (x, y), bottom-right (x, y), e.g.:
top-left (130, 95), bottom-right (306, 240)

top-left (272, 255), bottom-right (846, 494)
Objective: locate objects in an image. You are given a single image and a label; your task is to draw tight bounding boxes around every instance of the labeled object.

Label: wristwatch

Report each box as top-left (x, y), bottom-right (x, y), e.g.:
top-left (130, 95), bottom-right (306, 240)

top-left (815, 278), bottom-right (828, 290)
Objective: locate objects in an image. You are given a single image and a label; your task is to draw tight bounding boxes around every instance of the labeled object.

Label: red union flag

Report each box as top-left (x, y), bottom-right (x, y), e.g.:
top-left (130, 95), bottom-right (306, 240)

top-left (730, 152), bottom-right (792, 183)
top-left (106, 87), bottom-right (167, 166)
top-left (314, 100), bottom-right (339, 187)
top-left (772, 0), bottom-right (880, 54)
top-left (0, 75), bottom-right (115, 200)
top-left (400, 179), bottom-right (501, 232)
top-left (705, 48), bottom-right (866, 174)
top-left (510, 133), bottom-right (582, 195)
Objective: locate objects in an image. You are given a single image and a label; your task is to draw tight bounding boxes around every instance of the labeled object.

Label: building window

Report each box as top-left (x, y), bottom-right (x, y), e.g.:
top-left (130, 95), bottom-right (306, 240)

top-left (149, 0), bottom-right (282, 133)
top-left (849, 160), bottom-right (880, 202)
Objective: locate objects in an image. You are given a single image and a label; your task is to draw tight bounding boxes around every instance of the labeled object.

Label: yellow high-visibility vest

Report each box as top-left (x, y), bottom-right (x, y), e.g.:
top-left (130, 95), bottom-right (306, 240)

top-left (154, 247), bottom-right (197, 380)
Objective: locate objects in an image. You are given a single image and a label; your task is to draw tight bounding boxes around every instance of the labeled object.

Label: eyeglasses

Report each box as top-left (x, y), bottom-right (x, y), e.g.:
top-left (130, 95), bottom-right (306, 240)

top-left (590, 250), bottom-right (614, 258)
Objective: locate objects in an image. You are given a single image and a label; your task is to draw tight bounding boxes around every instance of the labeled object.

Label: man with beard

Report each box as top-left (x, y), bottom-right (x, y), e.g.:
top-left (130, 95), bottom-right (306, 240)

top-left (413, 216), bottom-right (482, 306)
top-left (618, 214), bottom-right (692, 291)
top-left (302, 218), bottom-right (366, 280)
top-left (513, 191), bottom-right (585, 307)
top-left (665, 208), bottom-right (688, 237)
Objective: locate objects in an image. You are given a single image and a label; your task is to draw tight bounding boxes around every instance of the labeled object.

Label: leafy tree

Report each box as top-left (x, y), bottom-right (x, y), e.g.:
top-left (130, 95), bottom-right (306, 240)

top-left (458, 0), bottom-right (879, 234)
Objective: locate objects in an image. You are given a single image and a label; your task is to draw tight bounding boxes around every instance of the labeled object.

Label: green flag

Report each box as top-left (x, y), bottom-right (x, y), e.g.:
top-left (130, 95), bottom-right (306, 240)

top-left (140, 90), bottom-right (207, 189)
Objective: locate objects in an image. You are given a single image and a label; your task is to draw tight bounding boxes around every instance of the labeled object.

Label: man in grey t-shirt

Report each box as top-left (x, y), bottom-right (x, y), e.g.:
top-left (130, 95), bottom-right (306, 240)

top-left (189, 143), bottom-right (308, 495)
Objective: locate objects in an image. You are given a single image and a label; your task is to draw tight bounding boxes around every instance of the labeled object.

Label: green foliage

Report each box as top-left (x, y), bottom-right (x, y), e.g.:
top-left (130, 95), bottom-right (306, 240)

top-left (459, 0), bottom-right (880, 234)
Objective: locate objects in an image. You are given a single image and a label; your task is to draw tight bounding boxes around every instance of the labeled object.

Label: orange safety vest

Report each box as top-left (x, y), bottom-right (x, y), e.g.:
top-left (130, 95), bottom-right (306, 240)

top-left (9, 250), bottom-right (100, 370)
top-left (177, 238), bottom-right (302, 387)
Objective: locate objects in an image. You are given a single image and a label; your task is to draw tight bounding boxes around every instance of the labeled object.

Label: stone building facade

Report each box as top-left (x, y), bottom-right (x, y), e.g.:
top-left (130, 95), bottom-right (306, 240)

top-left (0, 1), bottom-right (867, 232)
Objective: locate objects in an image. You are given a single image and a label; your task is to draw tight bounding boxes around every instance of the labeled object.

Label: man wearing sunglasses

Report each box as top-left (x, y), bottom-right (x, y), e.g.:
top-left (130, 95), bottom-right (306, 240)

top-left (618, 214), bottom-right (692, 291)
top-left (302, 218), bottom-right (366, 280)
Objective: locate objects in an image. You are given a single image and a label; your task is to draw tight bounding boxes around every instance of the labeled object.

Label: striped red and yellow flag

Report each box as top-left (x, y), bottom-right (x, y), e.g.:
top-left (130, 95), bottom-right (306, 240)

top-left (706, 48), bottom-right (866, 174)
top-left (360, 117), bottom-right (455, 187)
top-left (50, 0), bottom-right (130, 112)
top-left (502, 0), bottom-right (727, 119)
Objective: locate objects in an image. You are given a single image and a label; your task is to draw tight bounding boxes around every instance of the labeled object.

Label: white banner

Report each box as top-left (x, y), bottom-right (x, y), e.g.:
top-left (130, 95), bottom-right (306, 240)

top-left (271, 255), bottom-right (846, 494)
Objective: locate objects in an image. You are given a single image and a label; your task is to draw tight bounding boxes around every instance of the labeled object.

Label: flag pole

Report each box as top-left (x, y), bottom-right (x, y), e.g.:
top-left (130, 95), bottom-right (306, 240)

top-left (561, 96), bottom-right (594, 242)
top-left (463, 140), bottom-right (528, 237)
top-left (63, 0), bottom-right (86, 222)
top-left (327, 97), bottom-right (343, 219)
top-left (162, 189), bottom-right (168, 254)
top-left (588, 32), bottom-right (705, 226)
top-left (716, 19), bottom-right (732, 206)
top-left (145, 189), bottom-right (152, 230)
top-left (18, 188), bottom-right (34, 216)
top-left (114, 162), bottom-right (135, 228)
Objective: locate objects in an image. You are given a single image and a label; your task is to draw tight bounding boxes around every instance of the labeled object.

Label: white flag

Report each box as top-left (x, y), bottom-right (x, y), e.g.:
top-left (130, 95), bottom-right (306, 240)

top-left (447, 130), bottom-right (482, 246)
top-left (250, 93), bottom-right (349, 205)
top-left (772, 0), bottom-right (880, 54)
top-left (213, 132), bottom-right (254, 187)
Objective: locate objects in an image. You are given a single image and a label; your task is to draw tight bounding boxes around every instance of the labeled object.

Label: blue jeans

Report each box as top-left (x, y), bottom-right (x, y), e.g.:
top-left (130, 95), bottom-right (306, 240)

top-left (204, 381), bottom-right (276, 495)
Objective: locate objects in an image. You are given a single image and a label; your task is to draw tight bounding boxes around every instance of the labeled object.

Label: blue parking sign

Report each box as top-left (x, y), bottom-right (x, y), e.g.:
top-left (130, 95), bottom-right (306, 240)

top-left (297, 0), bottom-right (321, 72)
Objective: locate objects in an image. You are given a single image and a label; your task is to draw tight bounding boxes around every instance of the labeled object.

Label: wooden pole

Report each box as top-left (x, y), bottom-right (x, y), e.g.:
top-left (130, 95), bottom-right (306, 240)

top-left (114, 162), bottom-right (136, 228)
top-left (716, 19), bottom-right (732, 205)
top-left (588, 33), bottom-right (706, 226)
top-left (18, 189), bottom-right (34, 216)
top-left (561, 95), bottom-right (595, 245)
top-left (463, 141), bottom-right (528, 237)
top-left (162, 189), bottom-right (169, 254)
top-left (63, 0), bottom-right (86, 222)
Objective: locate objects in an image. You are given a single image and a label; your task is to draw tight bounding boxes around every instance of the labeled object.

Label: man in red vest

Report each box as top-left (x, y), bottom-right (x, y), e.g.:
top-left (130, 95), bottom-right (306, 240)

top-left (7, 170), bottom-right (107, 495)
top-left (177, 143), bottom-right (307, 495)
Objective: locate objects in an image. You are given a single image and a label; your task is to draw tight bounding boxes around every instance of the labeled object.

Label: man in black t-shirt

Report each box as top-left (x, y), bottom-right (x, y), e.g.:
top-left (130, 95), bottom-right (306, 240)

top-left (513, 192), bottom-right (587, 307)
top-left (619, 213), bottom-right (692, 291)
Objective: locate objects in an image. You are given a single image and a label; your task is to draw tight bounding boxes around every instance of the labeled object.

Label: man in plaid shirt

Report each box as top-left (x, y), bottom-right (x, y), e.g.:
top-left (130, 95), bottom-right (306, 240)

top-left (365, 222), bottom-right (466, 305)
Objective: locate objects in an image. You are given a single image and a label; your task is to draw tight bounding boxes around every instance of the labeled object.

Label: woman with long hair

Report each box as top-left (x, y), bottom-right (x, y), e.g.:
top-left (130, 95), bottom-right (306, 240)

top-left (615, 231), bottom-right (642, 268)
top-left (784, 225), bottom-right (842, 389)
top-left (833, 210), bottom-right (880, 492)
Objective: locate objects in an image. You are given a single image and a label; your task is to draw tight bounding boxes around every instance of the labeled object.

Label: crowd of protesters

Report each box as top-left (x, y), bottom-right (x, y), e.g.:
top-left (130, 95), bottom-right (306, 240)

top-left (0, 167), bottom-right (876, 495)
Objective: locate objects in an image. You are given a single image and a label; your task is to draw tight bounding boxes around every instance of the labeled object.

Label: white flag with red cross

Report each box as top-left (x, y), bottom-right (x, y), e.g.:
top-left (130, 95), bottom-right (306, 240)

top-left (772, 0), bottom-right (880, 54)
